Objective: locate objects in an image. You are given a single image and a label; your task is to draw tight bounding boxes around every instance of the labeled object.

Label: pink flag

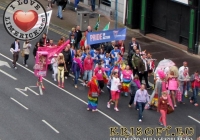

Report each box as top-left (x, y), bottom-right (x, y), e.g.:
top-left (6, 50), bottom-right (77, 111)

top-left (38, 40), bottom-right (70, 64)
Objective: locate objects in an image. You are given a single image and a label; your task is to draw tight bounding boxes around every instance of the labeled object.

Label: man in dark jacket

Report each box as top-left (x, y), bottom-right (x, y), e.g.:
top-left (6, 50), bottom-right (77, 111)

top-left (75, 25), bottom-right (82, 49)
top-left (128, 80), bottom-right (139, 107)
top-left (137, 54), bottom-right (151, 89)
top-left (10, 38), bottom-right (20, 69)
top-left (128, 37), bottom-right (140, 54)
top-left (106, 41), bottom-right (116, 53)
top-left (39, 33), bottom-right (50, 46)
top-left (132, 49), bottom-right (141, 76)
top-left (62, 44), bottom-right (72, 79)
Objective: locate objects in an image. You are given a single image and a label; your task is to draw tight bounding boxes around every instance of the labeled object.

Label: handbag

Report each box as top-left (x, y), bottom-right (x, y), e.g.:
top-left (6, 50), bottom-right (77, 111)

top-left (91, 92), bottom-right (98, 98)
top-left (21, 50), bottom-right (24, 57)
top-left (167, 105), bottom-right (174, 114)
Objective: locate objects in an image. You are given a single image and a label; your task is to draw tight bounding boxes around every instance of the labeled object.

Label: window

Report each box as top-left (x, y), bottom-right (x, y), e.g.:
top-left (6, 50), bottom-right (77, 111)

top-left (101, 0), bottom-right (111, 7)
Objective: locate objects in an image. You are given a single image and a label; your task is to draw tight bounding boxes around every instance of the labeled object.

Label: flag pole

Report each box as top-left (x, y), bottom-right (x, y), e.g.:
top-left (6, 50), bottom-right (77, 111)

top-left (46, 10), bottom-right (53, 35)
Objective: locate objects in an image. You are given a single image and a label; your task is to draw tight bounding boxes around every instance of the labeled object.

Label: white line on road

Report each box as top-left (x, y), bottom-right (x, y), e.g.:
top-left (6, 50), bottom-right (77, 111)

top-left (42, 120), bottom-right (59, 133)
top-left (10, 97), bottom-right (29, 110)
top-left (15, 88), bottom-right (28, 97)
top-left (0, 69), bottom-right (17, 80)
top-left (0, 53), bottom-right (123, 126)
top-left (188, 116), bottom-right (200, 124)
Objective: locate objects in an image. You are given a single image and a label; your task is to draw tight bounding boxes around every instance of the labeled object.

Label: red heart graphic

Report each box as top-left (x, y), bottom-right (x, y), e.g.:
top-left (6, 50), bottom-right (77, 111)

top-left (13, 10), bottom-right (38, 32)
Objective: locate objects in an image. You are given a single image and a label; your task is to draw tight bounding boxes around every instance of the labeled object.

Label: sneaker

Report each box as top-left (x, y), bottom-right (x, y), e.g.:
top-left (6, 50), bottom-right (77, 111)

top-left (185, 95), bottom-right (188, 97)
top-left (114, 107), bottom-right (119, 111)
top-left (194, 103), bottom-right (198, 106)
top-left (82, 83), bottom-right (86, 86)
top-left (124, 93), bottom-right (128, 96)
top-left (65, 76), bottom-right (68, 79)
top-left (128, 105), bottom-right (132, 108)
top-left (54, 79), bottom-right (57, 81)
top-left (107, 102), bottom-right (110, 108)
top-left (174, 105), bottom-right (177, 108)
top-left (14, 67), bottom-right (17, 69)
top-left (190, 100), bottom-right (193, 103)
top-left (75, 85), bottom-right (77, 88)
top-left (159, 122), bottom-right (163, 126)
top-left (63, 10), bottom-right (65, 12)
top-left (25, 64), bottom-right (28, 67)
top-left (139, 119), bottom-right (142, 122)
top-left (136, 108), bottom-right (139, 111)
top-left (75, 8), bottom-right (77, 11)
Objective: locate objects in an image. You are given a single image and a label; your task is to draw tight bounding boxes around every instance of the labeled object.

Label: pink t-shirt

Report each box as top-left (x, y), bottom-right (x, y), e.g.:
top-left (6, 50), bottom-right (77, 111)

top-left (122, 70), bottom-right (132, 79)
top-left (94, 67), bottom-right (105, 80)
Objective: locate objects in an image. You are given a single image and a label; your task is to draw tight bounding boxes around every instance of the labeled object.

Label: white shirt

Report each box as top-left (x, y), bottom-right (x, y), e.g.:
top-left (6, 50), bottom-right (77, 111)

top-left (14, 41), bottom-right (19, 52)
top-left (143, 59), bottom-right (147, 71)
top-left (111, 77), bottom-right (120, 91)
top-left (179, 66), bottom-right (189, 75)
top-left (51, 58), bottom-right (58, 67)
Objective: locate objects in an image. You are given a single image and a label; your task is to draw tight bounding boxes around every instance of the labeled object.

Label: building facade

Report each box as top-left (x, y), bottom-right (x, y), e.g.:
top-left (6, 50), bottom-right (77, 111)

top-left (126, 0), bottom-right (200, 54)
top-left (80, 0), bottom-right (126, 24)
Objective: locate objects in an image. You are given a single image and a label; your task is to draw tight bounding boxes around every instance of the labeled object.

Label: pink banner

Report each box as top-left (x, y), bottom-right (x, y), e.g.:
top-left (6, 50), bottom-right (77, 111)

top-left (38, 40), bottom-right (70, 64)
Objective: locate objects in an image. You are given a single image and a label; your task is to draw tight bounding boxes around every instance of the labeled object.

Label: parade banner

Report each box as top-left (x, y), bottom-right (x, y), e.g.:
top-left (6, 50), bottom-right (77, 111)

top-left (38, 40), bottom-right (70, 64)
top-left (87, 28), bottom-right (127, 45)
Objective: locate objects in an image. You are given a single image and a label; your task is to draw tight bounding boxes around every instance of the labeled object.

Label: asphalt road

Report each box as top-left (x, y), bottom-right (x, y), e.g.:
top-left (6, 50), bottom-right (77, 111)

top-left (0, 8), bottom-right (200, 140)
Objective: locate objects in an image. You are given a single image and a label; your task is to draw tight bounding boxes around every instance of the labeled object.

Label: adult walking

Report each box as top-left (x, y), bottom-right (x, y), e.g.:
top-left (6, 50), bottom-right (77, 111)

top-left (128, 37), bottom-right (140, 54)
top-left (190, 70), bottom-right (200, 106)
top-left (87, 76), bottom-right (100, 112)
top-left (178, 61), bottom-right (190, 97)
top-left (138, 54), bottom-right (152, 89)
top-left (74, 0), bottom-right (80, 11)
top-left (121, 65), bottom-right (133, 97)
top-left (72, 54), bottom-right (83, 88)
top-left (57, 0), bottom-right (65, 19)
top-left (134, 84), bottom-right (150, 122)
top-left (62, 45), bottom-right (72, 79)
top-left (94, 62), bottom-right (107, 92)
top-left (57, 53), bottom-right (66, 88)
top-left (62, 0), bottom-right (67, 11)
top-left (10, 39), bottom-right (20, 69)
top-left (167, 66), bottom-right (179, 108)
top-left (157, 91), bottom-right (169, 128)
top-left (33, 42), bottom-right (40, 58)
top-left (83, 53), bottom-right (93, 86)
top-left (132, 49), bottom-right (141, 76)
top-left (90, 0), bottom-right (95, 11)
top-left (178, 68), bottom-right (190, 104)
top-left (107, 71), bottom-right (121, 111)
top-left (128, 79), bottom-right (139, 107)
top-left (22, 39), bottom-right (31, 67)
top-left (75, 26), bottom-right (82, 50)
top-left (39, 33), bottom-right (49, 46)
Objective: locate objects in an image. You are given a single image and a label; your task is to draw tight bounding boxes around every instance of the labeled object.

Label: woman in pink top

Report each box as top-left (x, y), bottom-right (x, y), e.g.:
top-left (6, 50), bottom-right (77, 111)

top-left (121, 65), bottom-right (133, 96)
top-left (94, 62), bottom-right (107, 91)
top-left (167, 66), bottom-right (179, 108)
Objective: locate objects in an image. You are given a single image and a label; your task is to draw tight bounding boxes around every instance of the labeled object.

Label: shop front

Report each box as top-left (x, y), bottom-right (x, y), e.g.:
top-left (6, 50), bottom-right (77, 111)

top-left (127, 0), bottom-right (199, 54)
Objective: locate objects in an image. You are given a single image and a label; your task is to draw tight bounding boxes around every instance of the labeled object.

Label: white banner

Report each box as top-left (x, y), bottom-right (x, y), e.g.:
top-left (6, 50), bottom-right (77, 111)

top-left (173, 0), bottom-right (188, 5)
top-left (33, 10), bottom-right (52, 29)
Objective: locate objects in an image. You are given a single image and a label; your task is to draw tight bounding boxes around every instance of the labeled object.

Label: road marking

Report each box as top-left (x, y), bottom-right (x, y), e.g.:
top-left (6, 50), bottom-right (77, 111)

top-left (0, 53), bottom-right (122, 126)
top-left (15, 87), bottom-right (39, 96)
top-left (42, 120), bottom-right (59, 133)
top-left (0, 60), bottom-right (11, 68)
top-left (15, 88), bottom-right (28, 97)
top-left (10, 97), bottom-right (29, 110)
top-left (188, 116), bottom-right (200, 124)
top-left (0, 69), bottom-right (17, 80)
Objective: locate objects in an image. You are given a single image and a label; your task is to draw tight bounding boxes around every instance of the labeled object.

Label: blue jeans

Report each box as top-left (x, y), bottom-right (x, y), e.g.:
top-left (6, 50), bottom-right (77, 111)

top-left (57, 6), bottom-right (63, 18)
top-left (74, 70), bottom-right (80, 85)
top-left (137, 102), bottom-right (145, 120)
top-left (83, 70), bottom-right (92, 81)
top-left (74, 0), bottom-right (79, 8)
top-left (191, 87), bottom-right (198, 104)
top-left (91, 0), bottom-right (95, 11)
